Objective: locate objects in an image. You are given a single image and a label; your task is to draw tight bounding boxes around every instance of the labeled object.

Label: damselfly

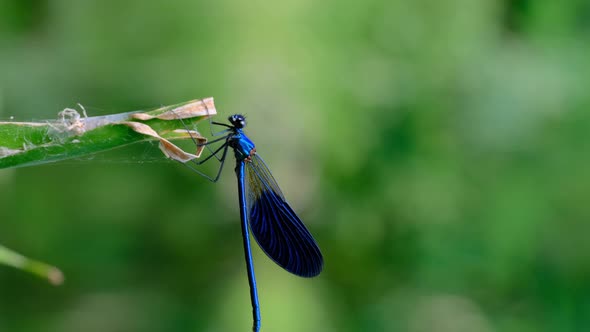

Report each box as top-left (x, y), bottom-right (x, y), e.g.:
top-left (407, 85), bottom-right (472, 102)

top-left (180, 112), bottom-right (323, 332)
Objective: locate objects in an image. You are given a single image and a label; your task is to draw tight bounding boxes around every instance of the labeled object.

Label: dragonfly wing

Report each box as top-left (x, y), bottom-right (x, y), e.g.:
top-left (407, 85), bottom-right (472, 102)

top-left (245, 155), bottom-right (323, 277)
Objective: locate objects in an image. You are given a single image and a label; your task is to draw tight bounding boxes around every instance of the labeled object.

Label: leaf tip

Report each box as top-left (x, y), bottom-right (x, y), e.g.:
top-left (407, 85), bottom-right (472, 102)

top-left (47, 267), bottom-right (65, 286)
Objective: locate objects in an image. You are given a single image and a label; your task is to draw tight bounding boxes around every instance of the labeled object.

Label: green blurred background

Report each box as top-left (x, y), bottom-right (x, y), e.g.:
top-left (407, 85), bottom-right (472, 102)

top-left (1, 1), bottom-right (590, 331)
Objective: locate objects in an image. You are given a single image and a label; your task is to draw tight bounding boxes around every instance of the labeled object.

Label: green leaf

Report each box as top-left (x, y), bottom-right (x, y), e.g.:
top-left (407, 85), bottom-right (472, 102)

top-left (0, 98), bottom-right (217, 283)
top-left (0, 98), bottom-right (217, 169)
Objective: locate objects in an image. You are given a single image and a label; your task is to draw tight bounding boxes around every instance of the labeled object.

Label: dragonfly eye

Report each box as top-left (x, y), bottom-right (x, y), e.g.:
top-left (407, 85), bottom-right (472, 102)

top-left (229, 114), bottom-right (247, 128)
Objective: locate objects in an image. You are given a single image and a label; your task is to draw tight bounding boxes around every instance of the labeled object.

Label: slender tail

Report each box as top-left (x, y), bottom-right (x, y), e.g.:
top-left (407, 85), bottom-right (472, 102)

top-left (236, 161), bottom-right (262, 331)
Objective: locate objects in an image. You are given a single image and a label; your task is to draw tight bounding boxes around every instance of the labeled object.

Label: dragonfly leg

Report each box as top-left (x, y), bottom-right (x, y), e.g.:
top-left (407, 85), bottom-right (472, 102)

top-left (170, 102), bottom-right (227, 161)
top-left (182, 142), bottom-right (229, 183)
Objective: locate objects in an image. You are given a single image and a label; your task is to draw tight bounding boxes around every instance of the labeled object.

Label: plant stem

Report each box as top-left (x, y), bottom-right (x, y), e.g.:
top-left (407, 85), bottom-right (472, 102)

top-left (0, 244), bottom-right (64, 285)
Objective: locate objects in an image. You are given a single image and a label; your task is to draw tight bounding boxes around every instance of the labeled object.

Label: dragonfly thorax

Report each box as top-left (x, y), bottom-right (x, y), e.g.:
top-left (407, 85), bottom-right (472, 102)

top-left (229, 130), bottom-right (256, 162)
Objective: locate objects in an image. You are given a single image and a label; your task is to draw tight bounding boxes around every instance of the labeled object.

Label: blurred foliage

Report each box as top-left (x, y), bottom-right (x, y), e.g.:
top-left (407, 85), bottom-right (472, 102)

top-left (1, 0), bottom-right (590, 331)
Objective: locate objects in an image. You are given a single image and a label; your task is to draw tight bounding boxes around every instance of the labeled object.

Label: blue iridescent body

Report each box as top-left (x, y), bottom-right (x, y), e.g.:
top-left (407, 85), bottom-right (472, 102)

top-left (229, 129), bottom-right (256, 161)
top-left (185, 114), bottom-right (323, 332)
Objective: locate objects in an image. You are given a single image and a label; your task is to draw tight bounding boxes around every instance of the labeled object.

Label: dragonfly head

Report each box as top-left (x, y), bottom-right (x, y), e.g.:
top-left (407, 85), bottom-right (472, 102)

top-left (229, 114), bottom-right (246, 129)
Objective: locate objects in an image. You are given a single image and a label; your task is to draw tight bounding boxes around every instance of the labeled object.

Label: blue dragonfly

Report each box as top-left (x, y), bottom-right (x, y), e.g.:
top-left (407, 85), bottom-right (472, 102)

top-left (180, 113), bottom-right (323, 332)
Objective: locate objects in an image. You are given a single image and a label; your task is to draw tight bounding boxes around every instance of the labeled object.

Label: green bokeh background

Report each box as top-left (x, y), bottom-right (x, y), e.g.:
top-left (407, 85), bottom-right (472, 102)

top-left (1, 1), bottom-right (590, 331)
